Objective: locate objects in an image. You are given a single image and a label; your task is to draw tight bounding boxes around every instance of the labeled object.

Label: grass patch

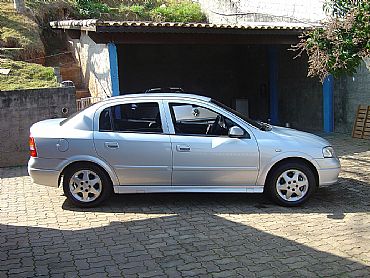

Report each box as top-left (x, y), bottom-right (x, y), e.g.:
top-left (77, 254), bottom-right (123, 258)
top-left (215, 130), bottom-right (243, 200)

top-left (0, 58), bottom-right (58, 91)
top-left (0, 3), bottom-right (44, 60)
top-left (151, 1), bottom-right (206, 22)
top-left (118, 0), bottom-right (206, 22)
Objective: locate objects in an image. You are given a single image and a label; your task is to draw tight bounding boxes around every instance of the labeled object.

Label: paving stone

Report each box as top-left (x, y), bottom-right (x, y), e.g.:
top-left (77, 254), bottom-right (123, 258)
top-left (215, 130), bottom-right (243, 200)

top-left (0, 134), bottom-right (369, 277)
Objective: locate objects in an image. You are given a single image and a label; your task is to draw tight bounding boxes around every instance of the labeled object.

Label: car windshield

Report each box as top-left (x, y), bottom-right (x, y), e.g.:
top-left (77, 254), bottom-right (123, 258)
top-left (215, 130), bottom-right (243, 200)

top-left (211, 99), bottom-right (271, 131)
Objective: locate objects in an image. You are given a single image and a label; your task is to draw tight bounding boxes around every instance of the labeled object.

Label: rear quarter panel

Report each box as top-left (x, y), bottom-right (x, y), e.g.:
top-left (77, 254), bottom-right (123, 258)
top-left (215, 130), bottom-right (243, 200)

top-left (31, 121), bottom-right (95, 160)
top-left (30, 104), bottom-right (98, 159)
top-left (29, 105), bottom-right (120, 186)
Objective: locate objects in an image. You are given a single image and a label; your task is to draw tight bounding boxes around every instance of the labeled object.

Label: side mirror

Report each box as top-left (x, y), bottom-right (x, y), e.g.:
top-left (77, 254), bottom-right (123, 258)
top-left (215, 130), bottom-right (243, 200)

top-left (228, 126), bottom-right (245, 138)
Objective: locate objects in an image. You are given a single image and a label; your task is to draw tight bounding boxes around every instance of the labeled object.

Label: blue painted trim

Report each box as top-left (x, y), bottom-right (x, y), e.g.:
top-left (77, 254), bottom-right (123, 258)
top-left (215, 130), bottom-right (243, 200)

top-left (323, 74), bottom-right (334, 133)
top-left (268, 46), bottom-right (279, 125)
top-left (108, 43), bottom-right (120, 97)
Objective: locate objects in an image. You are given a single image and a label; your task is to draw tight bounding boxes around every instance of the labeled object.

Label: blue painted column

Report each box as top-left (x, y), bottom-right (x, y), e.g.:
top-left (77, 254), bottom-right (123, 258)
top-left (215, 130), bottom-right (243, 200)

top-left (323, 74), bottom-right (334, 133)
top-left (108, 43), bottom-right (120, 97)
top-left (268, 46), bottom-right (279, 125)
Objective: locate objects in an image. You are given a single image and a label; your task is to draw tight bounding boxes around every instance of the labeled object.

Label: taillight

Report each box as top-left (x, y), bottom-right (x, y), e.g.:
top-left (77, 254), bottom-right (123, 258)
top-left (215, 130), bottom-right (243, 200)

top-left (29, 136), bottom-right (37, 157)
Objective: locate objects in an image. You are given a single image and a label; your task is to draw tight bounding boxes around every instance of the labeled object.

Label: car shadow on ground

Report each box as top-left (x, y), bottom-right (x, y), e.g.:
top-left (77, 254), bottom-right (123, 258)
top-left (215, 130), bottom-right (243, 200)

top-left (62, 177), bottom-right (370, 216)
top-left (1, 211), bottom-right (370, 277)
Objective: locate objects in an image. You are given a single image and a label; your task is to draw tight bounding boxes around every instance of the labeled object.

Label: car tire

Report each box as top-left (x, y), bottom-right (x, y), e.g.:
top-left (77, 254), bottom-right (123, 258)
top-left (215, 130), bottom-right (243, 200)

top-left (63, 163), bottom-right (112, 207)
top-left (266, 162), bottom-right (317, 207)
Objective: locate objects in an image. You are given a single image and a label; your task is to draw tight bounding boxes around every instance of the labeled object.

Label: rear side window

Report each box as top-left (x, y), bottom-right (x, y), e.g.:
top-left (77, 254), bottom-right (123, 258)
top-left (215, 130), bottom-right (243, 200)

top-left (99, 108), bottom-right (113, 131)
top-left (99, 102), bottom-right (162, 133)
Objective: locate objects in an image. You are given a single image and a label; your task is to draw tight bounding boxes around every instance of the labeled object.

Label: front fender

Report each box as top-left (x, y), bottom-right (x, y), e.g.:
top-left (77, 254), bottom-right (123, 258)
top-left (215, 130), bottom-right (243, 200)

top-left (256, 152), bottom-right (320, 186)
top-left (57, 155), bottom-right (120, 186)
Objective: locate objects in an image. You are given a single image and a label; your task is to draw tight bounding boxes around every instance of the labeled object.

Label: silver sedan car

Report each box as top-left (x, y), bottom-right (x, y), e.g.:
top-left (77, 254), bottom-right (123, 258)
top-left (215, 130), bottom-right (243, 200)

top-left (28, 92), bottom-right (340, 207)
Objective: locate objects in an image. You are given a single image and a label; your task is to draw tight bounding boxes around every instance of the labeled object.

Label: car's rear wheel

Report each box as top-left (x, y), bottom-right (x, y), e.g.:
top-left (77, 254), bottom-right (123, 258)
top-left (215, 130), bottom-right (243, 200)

top-left (266, 162), bottom-right (316, 207)
top-left (63, 163), bottom-right (112, 207)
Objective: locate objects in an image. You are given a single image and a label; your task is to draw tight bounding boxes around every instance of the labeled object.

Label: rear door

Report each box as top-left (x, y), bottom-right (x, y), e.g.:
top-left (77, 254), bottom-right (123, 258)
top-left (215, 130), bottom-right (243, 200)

top-left (164, 100), bottom-right (260, 186)
top-left (93, 100), bottom-right (172, 186)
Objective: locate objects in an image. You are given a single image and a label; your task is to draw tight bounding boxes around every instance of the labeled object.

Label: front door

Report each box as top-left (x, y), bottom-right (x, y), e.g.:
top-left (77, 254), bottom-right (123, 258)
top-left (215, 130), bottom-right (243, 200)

top-left (167, 101), bottom-right (260, 186)
top-left (94, 101), bottom-right (172, 186)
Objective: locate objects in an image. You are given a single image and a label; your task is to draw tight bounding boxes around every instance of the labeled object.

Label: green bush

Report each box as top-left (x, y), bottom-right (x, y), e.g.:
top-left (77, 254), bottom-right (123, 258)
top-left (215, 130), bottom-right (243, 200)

top-left (118, 0), bottom-right (206, 22)
top-left (151, 2), bottom-right (206, 22)
top-left (74, 0), bottom-right (110, 18)
top-left (119, 4), bottom-right (151, 20)
top-left (294, 0), bottom-right (369, 80)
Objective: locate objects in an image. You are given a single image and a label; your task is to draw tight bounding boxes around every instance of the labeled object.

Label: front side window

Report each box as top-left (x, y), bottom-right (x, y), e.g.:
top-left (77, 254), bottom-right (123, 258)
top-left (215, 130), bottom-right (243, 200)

top-left (99, 102), bottom-right (162, 133)
top-left (169, 103), bottom-right (241, 136)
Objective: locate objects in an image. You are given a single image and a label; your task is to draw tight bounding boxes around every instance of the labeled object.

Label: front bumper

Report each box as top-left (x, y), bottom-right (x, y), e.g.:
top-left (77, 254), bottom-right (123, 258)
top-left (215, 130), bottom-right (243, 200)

top-left (28, 158), bottom-right (61, 187)
top-left (314, 157), bottom-right (341, 185)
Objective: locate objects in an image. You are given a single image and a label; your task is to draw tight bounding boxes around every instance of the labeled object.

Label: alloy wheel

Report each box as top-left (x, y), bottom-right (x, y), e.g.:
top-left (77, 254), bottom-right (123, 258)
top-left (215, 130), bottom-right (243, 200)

top-left (276, 169), bottom-right (309, 202)
top-left (69, 170), bottom-right (102, 202)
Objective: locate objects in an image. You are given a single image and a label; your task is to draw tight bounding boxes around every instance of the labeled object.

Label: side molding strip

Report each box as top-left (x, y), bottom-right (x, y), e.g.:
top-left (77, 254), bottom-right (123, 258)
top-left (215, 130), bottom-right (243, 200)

top-left (113, 186), bottom-right (264, 194)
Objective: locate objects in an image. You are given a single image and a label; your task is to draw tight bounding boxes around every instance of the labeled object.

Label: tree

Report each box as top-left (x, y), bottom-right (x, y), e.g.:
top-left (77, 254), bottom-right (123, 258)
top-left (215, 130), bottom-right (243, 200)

top-left (294, 0), bottom-right (369, 81)
top-left (14, 0), bottom-right (26, 14)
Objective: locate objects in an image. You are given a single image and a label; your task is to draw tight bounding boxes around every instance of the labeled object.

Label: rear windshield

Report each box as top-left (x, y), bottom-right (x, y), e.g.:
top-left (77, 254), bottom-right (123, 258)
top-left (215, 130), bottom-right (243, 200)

top-left (59, 103), bottom-right (98, 126)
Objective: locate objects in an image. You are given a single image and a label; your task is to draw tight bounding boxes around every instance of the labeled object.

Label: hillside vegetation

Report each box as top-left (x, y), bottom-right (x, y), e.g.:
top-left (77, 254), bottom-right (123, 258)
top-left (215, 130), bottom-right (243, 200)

top-left (0, 0), bottom-right (206, 90)
top-left (0, 2), bottom-right (44, 61)
top-left (0, 58), bottom-right (58, 90)
top-left (26, 0), bottom-right (207, 22)
top-left (0, 3), bottom-right (56, 90)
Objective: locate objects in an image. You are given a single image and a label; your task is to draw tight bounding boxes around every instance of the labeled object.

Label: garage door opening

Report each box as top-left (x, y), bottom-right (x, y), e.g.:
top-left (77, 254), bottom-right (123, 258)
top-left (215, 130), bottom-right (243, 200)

top-left (118, 44), bottom-right (270, 122)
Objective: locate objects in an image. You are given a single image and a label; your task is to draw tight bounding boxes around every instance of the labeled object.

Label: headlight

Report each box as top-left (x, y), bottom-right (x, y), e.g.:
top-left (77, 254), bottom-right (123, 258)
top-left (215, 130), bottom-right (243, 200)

top-left (323, 146), bottom-right (335, 158)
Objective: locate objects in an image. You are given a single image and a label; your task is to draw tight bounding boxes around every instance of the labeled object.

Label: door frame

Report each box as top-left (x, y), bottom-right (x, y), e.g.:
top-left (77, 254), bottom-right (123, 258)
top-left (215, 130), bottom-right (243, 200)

top-left (162, 98), bottom-right (261, 187)
top-left (92, 98), bottom-right (172, 187)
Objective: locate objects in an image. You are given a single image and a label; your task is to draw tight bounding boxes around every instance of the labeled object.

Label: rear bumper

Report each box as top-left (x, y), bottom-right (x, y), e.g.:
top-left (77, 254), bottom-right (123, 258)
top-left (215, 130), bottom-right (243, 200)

top-left (28, 158), bottom-right (61, 187)
top-left (315, 157), bottom-right (341, 186)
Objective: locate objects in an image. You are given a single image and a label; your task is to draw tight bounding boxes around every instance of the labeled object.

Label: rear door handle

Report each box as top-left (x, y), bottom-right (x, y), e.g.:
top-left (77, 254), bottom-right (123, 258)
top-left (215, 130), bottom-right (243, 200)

top-left (176, 144), bottom-right (191, 152)
top-left (104, 142), bottom-right (119, 149)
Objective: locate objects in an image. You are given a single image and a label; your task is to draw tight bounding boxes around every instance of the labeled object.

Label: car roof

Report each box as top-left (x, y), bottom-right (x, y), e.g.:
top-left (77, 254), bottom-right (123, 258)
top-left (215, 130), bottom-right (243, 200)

top-left (101, 93), bottom-right (212, 103)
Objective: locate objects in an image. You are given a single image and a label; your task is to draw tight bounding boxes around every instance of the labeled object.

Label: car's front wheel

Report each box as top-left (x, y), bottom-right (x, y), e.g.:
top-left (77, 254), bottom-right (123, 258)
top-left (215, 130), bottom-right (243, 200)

top-left (63, 163), bottom-right (112, 207)
top-left (266, 162), bottom-right (317, 207)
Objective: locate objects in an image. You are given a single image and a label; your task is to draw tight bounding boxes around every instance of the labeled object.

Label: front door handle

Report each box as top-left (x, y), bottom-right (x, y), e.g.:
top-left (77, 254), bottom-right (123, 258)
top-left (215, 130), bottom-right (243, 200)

top-left (176, 144), bottom-right (191, 152)
top-left (104, 141), bottom-right (119, 149)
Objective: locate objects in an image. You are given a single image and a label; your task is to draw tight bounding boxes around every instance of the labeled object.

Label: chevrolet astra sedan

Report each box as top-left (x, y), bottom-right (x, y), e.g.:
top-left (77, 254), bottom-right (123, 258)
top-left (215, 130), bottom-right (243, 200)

top-left (28, 92), bottom-right (340, 207)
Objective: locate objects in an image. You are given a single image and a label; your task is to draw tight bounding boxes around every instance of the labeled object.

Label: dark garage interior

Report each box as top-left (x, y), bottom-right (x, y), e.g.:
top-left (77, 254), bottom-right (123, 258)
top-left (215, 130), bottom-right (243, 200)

top-left (117, 43), bottom-right (322, 128)
top-left (118, 44), bottom-right (271, 122)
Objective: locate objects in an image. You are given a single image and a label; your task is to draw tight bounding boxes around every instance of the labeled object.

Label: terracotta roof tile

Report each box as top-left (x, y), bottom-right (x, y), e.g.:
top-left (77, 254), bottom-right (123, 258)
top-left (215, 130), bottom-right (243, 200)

top-left (50, 19), bottom-right (317, 32)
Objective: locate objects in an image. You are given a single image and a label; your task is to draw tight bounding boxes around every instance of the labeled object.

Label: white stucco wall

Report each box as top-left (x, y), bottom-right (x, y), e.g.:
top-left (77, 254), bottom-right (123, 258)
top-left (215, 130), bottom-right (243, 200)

top-left (196, 0), bottom-right (326, 25)
top-left (68, 32), bottom-right (112, 99)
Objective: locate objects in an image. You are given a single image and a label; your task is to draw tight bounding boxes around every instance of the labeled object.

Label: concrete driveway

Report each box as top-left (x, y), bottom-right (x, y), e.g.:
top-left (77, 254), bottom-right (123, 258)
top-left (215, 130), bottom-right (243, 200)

top-left (0, 134), bottom-right (369, 277)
